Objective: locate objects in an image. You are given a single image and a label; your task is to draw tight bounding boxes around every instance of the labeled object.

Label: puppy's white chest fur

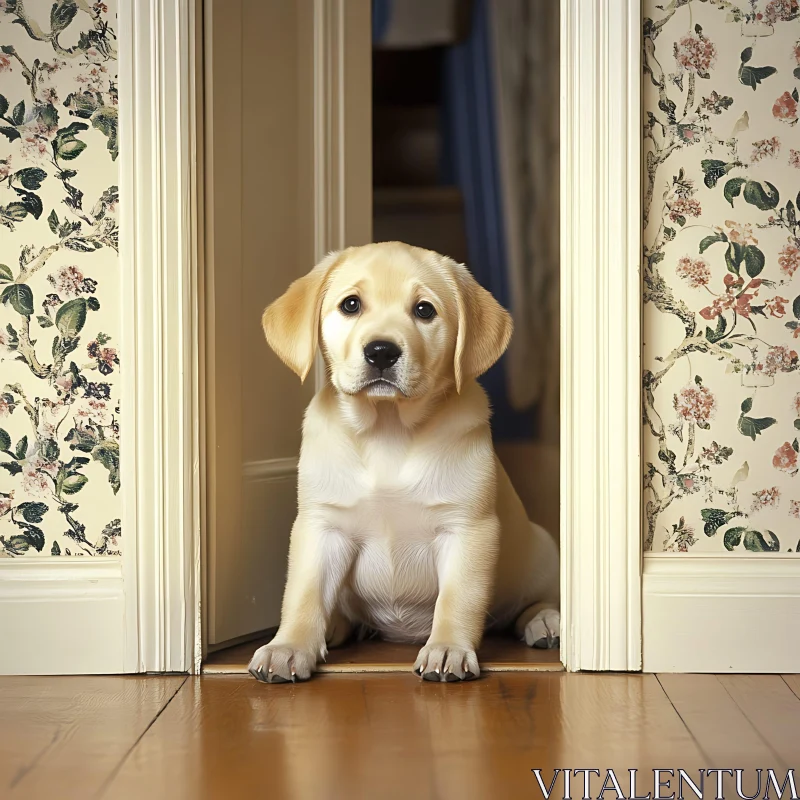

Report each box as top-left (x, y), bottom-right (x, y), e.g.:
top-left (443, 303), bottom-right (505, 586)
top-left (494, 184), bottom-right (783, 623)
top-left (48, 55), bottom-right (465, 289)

top-left (305, 421), bottom-right (460, 641)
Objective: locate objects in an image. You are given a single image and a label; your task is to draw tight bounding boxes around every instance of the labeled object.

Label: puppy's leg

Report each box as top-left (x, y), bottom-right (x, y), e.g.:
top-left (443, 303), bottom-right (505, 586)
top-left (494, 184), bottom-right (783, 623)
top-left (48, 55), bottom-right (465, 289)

top-left (515, 601), bottom-right (560, 649)
top-left (414, 515), bottom-right (500, 682)
top-left (325, 608), bottom-right (354, 649)
top-left (249, 518), bottom-right (354, 683)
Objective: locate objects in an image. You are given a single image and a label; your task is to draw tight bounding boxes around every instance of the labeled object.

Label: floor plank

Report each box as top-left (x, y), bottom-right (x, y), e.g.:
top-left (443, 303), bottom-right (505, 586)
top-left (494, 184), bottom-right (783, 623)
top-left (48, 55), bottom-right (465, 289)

top-left (0, 675), bottom-right (185, 799)
top-left (657, 674), bottom-right (780, 770)
top-left (782, 673), bottom-right (800, 700)
top-left (204, 634), bottom-right (563, 674)
top-left (716, 675), bottom-right (800, 769)
top-left (103, 673), bottom-right (704, 800)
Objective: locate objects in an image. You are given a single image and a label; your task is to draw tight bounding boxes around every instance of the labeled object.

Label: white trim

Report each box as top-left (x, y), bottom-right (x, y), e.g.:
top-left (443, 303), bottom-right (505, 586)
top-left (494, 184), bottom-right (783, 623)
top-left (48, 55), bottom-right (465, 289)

top-left (242, 458), bottom-right (299, 482)
top-left (0, 559), bottom-right (125, 675)
top-left (560, 0), bottom-right (643, 672)
top-left (643, 554), bottom-right (800, 672)
top-left (119, 0), bottom-right (200, 673)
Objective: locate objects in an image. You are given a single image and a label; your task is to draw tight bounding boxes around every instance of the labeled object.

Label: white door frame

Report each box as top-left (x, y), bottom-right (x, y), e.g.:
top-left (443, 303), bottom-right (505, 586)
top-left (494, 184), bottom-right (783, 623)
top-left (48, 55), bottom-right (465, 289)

top-left (119, 0), bottom-right (645, 674)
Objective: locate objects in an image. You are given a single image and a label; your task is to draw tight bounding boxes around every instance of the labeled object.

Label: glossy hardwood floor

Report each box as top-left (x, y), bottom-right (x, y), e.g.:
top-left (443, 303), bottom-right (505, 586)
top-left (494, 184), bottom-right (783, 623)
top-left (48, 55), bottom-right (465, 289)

top-left (2, 672), bottom-right (800, 799)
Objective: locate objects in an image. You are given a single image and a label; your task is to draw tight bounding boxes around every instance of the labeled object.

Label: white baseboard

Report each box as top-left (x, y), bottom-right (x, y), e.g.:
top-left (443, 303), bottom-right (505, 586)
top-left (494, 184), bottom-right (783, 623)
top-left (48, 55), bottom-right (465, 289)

top-left (0, 558), bottom-right (126, 675)
top-left (643, 553), bottom-right (800, 673)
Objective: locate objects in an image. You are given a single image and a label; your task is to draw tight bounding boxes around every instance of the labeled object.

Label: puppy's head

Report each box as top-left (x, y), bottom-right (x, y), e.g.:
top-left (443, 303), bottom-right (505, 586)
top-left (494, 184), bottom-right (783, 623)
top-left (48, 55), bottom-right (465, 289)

top-left (261, 242), bottom-right (512, 400)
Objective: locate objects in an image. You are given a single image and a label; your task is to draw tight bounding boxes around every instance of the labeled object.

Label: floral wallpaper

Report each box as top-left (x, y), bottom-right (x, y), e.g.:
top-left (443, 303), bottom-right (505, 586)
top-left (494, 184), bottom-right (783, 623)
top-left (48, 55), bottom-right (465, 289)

top-left (643, 0), bottom-right (800, 553)
top-left (0, 0), bottom-right (120, 558)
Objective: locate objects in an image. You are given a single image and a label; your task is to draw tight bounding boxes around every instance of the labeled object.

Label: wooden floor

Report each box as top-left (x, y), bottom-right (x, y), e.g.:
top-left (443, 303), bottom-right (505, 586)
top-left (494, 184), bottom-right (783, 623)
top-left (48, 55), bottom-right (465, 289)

top-left (3, 672), bottom-right (800, 799)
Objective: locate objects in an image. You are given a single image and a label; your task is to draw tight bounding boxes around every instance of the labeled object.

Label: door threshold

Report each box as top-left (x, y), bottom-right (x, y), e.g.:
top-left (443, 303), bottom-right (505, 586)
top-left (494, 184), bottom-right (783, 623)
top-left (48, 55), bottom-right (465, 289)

top-left (202, 634), bottom-right (563, 674)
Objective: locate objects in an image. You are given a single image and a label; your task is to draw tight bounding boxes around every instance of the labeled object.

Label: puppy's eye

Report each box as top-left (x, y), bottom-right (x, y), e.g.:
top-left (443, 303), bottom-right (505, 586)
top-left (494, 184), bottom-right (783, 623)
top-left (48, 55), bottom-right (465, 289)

top-left (340, 296), bottom-right (361, 315)
top-left (414, 301), bottom-right (436, 320)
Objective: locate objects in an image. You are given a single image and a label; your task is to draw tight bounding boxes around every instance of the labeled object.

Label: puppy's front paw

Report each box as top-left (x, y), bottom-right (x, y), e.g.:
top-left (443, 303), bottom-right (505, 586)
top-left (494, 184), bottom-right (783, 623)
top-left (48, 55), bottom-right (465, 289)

top-left (413, 642), bottom-right (480, 682)
top-left (523, 608), bottom-right (560, 649)
top-left (248, 643), bottom-right (316, 683)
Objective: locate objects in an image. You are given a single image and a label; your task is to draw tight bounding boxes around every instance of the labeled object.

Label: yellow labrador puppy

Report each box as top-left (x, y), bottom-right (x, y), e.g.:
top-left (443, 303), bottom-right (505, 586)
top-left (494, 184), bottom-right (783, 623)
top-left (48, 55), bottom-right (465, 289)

top-left (249, 242), bottom-right (559, 683)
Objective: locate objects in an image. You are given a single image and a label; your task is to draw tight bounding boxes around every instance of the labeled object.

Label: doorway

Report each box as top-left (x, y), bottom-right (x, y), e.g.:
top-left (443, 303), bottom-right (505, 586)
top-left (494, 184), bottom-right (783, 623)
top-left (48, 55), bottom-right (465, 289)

top-left (201, 0), bottom-right (564, 673)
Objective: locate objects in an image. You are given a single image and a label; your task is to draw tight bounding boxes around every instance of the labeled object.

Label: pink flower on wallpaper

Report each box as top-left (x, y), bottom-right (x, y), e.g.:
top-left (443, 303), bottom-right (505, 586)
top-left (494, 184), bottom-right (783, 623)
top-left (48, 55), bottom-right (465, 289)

top-left (763, 344), bottom-right (799, 376)
top-left (725, 220), bottom-right (758, 246)
top-left (790, 150), bottom-right (800, 168)
top-left (674, 383), bottom-right (716, 424)
top-left (751, 487), bottom-right (781, 513)
top-left (773, 442), bottom-right (799, 475)
top-left (790, 500), bottom-right (800, 519)
top-left (0, 156), bottom-right (10, 181)
top-left (751, 136), bottom-right (781, 163)
top-left (0, 394), bottom-right (13, 418)
top-left (792, 393), bottom-right (800, 418)
top-left (676, 256), bottom-right (711, 288)
top-left (674, 33), bottom-right (717, 76)
top-left (0, 492), bottom-right (12, 517)
top-left (47, 265), bottom-right (87, 297)
top-left (0, 54), bottom-right (10, 72)
top-left (765, 296), bottom-right (790, 318)
top-left (700, 274), bottom-right (762, 320)
top-left (669, 197), bottom-right (702, 222)
top-left (773, 91), bottom-right (799, 125)
top-left (779, 240), bottom-right (800, 277)
top-left (22, 457), bottom-right (58, 497)
top-left (764, 0), bottom-right (799, 24)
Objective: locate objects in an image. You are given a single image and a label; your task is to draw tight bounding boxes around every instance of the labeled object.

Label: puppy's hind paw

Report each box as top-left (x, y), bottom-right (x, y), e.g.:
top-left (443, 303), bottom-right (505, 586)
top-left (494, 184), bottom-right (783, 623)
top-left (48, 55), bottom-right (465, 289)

top-left (413, 643), bottom-right (480, 682)
top-left (522, 608), bottom-right (560, 649)
top-left (248, 643), bottom-right (317, 684)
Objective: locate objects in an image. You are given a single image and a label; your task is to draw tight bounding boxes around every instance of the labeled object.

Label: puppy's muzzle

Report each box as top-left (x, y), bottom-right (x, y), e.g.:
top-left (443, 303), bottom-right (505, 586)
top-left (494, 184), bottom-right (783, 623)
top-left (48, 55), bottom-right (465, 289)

top-left (363, 340), bottom-right (402, 373)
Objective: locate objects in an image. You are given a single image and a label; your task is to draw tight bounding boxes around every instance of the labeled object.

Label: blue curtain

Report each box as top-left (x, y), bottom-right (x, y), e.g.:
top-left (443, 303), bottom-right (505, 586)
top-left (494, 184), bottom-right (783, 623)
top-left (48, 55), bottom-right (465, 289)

top-left (440, 0), bottom-right (534, 440)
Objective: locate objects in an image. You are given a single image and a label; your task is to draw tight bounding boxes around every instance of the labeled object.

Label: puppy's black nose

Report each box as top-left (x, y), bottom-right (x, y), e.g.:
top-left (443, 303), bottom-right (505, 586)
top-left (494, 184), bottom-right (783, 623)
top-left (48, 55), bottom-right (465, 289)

top-left (364, 340), bottom-right (401, 371)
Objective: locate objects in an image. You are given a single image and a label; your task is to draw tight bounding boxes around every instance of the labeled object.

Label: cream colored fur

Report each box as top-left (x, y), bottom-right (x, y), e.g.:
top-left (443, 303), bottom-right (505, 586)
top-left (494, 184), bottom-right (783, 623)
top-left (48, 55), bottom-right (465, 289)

top-left (249, 242), bottom-right (559, 683)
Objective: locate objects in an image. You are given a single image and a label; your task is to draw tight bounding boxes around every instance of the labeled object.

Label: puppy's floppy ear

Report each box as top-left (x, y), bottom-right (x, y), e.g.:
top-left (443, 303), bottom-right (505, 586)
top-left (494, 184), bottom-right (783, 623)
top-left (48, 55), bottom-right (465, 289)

top-left (261, 251), bottom-right (343, 382)
top-left (449, 259), bottom-right (513, 393)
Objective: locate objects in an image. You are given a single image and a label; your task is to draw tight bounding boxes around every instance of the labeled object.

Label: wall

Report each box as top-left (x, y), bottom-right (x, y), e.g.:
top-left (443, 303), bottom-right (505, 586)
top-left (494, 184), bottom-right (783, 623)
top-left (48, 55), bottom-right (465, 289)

top-left (0, 0), bottom-right (120, 558)
top-left (643, 0), bottom-right (800, 553)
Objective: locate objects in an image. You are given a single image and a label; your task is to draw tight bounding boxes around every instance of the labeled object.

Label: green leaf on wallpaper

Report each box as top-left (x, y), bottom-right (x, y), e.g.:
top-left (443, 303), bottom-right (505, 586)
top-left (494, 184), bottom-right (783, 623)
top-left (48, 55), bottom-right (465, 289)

top-left (3, 202), bottom-right (29, 221)
top-left (17, 190), bottom-right (43, 220)
top-left (18, 502), bottom-right (48, 524)
top-left (1, 283), bottom-right (34, 316)
top-left (794, 419), bottom-right (800, 430)
top-left (51, 541), bottom-right (61, 556)
top-left (93, 440), bottom-right (121, 494)
top-left (41, 439), bottom-right (60, 461)
top-left (0, 127), bottom-right (20, 142)
top-left (50, 0), bottom-right (78, 34)
top-left (741, 47), bottom-right (753, 64)
top-left (61, 474), bottom-right (88, 495)
top-left (738, 414), bottom-right (776, 440)
top-left (47, 209), bottom-right (59, 234)
top-left (743, 530), bottom-right (780, 552)
top-left (739, 64), bottom-right (777, 91)
top-left (701, 159), bottom-right (731, 188)
top-left (699, 232), bottom-right (726, 253)
top-left (14, 435), bottom-right (27, 461)
top-left (15, 167), bottom-right (47, 191)
top-left (36, 315), bottom-right (53, 328)
top-left (0, 429), bottom-right (10, 453)
top-left (743, 180), bottom-right (779, 210)
top-left (91, 106), bottom-right (118, 161)
top-left (701, 508), bottom-right (741, 537)
top-left (0, 264), bottom-right (12, 283)
top-left (744, 245), bottom-right (765, 278)
top-left (64, 91), bottom-right (99, 119)
top-left (725, 242), bottom-right (743, 274)
top-left (705, 314), bottom-right (727, 344)
top-left (723, 178), bottom-right (746, 207)
top-left (55, 297), bottom-right (87, 338)
top-left (11, 100), bottom-right (24, 126)
top-left (723, 526), bottom-right (746, 551)
top-left (53, 122), bottom-right (89, 162)
top-left (793, 295), bottom-right (800, 320)
top-left (0, 462), bottom-right (22, 476)
top-left (741, 397), bottom-right (753, 414)
top-left (0, 94), bottom-right (7, 117)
